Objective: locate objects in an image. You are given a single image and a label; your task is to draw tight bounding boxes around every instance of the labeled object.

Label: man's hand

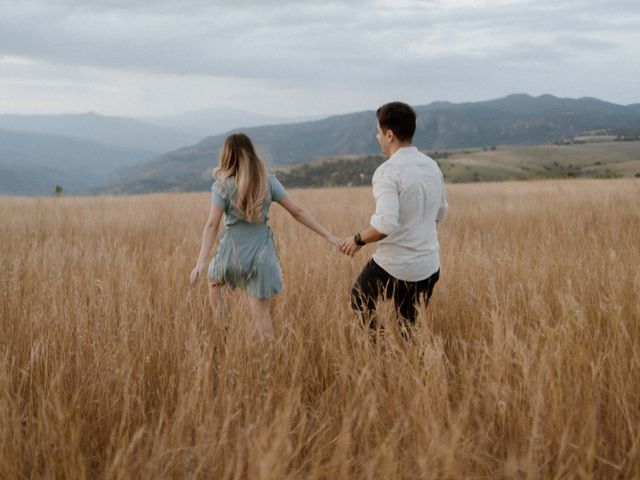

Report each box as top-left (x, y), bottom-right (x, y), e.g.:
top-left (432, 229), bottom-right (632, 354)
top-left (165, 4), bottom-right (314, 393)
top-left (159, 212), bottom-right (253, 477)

top-left (340, 236), bottom-right (362, 257)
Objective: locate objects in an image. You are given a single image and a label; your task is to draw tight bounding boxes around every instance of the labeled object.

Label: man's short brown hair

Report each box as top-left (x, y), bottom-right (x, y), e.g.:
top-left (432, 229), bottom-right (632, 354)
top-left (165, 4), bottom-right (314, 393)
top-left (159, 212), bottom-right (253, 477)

top-left (376, 102), bottom-right (417, 142)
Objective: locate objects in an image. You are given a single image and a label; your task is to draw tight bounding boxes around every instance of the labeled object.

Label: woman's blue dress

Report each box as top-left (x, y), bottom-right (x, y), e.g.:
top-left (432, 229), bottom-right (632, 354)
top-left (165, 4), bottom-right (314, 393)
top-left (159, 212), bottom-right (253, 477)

top-left (208, 174), bottom-right (287, 299)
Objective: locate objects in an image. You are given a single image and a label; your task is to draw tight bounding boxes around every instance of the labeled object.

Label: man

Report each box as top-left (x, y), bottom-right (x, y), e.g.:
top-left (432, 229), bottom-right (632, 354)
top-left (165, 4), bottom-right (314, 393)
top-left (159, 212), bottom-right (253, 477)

top-left (340, 101), bottom-right (447, 333)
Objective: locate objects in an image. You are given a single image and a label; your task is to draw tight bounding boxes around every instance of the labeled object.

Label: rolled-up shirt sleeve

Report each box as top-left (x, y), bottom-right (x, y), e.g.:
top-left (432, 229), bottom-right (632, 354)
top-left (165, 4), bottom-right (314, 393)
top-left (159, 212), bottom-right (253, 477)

top-left (370, 168), bottom-right (399, 235)
top-left (437, 179), bottom-right (448, 222)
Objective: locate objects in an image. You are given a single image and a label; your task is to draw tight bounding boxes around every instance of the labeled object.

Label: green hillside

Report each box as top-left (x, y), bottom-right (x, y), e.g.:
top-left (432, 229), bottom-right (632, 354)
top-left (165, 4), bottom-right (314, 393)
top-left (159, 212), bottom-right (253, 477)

top-left (274, 141), bottom-right (640, 187)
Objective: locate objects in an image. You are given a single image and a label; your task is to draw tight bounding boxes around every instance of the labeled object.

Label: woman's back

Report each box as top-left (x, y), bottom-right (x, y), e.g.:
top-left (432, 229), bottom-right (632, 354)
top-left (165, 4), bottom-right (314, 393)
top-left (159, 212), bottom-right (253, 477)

top-left (208, 172), bottom-right (287, 300)
top-left (212, 173), bottom-right (287, 227)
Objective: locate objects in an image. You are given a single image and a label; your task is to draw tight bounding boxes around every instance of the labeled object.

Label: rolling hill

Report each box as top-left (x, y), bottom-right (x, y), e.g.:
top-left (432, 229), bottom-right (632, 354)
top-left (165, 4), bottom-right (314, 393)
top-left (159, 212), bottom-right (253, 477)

top-left (274, 141), bottom-right (640, 188)
top-left (102, 94), bottom-right (640, 193)
top-left (0, 113), bottom-right (202, 195)
top-left (0, 113), bottom-right (199, 154)
top-left (0, 129), bottom-right (154, 195)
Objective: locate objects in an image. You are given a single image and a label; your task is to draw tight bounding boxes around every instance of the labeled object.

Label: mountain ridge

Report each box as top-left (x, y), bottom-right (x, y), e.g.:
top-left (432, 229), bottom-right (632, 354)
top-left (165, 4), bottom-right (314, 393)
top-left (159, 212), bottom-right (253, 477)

top-left (0, 128), bottom-right (154, 195)
top-left (101, 94), bottom-right (640, 194)
top-left (141, 107), bottom-right (327, 139)
top-left (0, 112), bottom-right (199, 154)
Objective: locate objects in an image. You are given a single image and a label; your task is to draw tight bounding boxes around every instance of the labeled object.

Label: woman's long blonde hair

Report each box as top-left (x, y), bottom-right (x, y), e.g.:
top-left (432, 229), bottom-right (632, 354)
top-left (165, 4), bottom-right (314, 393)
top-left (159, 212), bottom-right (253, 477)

top-left (213, 133), bottom-right (268, 224)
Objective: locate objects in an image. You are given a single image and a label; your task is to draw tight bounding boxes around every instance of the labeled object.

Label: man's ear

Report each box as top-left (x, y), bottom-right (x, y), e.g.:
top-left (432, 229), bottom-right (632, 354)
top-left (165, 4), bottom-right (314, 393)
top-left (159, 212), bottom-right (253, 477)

top-left (386, 129), bottom-right (395, 141)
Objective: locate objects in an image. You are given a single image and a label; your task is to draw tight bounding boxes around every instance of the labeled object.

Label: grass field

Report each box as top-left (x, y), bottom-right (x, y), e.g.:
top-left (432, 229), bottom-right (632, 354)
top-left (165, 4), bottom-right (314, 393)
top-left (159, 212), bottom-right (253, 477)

top-left (1, 178), bottom-right (640, 478)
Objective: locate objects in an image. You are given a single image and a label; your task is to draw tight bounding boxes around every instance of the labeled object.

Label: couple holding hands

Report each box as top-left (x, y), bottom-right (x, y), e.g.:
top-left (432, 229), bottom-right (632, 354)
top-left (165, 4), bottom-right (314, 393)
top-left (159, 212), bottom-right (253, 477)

top-left (189, 102), bottom-right (447, 341)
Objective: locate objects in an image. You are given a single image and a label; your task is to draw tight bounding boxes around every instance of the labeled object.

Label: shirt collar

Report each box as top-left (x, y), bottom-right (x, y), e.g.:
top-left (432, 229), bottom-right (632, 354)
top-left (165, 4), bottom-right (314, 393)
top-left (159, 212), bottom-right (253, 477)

top-left (389, 145), bottom-right (418, 158)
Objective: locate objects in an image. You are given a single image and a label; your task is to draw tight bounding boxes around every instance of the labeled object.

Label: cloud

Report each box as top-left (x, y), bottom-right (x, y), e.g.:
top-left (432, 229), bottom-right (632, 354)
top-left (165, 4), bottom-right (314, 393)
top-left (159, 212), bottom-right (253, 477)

top-left (0, 0), bottom-right (638, 115)
top-left (0, 3), bottom-right (371, 77)
top-left (2, 0), bottom-right (634, 76)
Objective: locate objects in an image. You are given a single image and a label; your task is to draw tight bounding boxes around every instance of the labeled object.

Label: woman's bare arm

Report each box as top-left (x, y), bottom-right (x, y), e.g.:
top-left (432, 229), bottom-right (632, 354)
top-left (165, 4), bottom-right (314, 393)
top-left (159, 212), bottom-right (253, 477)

top-left (277, 195), bottom-right (340, 246)
top-left (190, 204), bottom-right (224, 285)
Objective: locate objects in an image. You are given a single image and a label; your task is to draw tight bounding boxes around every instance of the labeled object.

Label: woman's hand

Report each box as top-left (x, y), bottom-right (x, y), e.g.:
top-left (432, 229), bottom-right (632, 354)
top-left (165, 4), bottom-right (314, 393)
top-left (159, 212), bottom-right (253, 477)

top-left (189, 261), bottom-right (207, 286)
top-left (327, 234), bottom-right (342, 248)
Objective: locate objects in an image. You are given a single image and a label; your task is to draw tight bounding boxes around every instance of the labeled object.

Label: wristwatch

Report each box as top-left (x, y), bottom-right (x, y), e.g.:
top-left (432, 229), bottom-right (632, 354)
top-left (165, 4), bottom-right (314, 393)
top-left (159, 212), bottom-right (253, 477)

top-left (354, 232), bottom-right (366, 246)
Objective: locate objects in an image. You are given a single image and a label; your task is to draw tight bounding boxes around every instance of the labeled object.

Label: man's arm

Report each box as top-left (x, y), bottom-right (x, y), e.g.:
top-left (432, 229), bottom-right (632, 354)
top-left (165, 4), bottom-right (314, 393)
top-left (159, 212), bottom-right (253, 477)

top-left (340, 225), bottom-right (386, 257)
top-left (340, 169), bottom-right (399, 256)
top-left (436, 177), bottom-right (448, 223)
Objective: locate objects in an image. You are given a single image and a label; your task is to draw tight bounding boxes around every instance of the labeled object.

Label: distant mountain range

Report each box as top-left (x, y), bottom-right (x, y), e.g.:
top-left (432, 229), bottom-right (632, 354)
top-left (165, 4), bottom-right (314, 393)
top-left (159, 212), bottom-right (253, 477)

top-left (0, 109), bottom-right (323, 195)
top-left (1, 94), bottom-right (639, 196)
top-left (102, 94), bottom-right (640, 194)
top-left (0, 128), bottom-right (151, 195)
top-left (0, 112), bottom-right (203, 195)
top-left (0, 112), bottom-right (199, 154)
top-left (141, 107), bottom-right (325, 139)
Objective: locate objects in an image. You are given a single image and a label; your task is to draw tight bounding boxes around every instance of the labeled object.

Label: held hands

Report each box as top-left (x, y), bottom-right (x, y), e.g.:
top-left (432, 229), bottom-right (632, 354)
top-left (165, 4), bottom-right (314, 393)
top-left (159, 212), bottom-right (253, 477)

top-left (326, 233), bottom-right (361, 257)
top-left (327, 234), bottom-right (342, 248)
top-left (339, 236), bottom-right (362, 257)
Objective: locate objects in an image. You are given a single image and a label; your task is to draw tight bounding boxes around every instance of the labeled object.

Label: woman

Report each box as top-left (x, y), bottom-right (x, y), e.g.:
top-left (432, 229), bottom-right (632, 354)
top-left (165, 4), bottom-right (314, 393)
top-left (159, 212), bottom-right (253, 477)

top-left (189, 133), bottom-right (340, 341)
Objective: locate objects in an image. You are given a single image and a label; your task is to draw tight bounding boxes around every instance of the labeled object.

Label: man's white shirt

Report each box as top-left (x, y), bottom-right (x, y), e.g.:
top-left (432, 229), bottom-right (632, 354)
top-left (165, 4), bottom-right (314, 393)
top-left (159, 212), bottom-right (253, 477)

top-left (369, 146), bottom-right (447, 282)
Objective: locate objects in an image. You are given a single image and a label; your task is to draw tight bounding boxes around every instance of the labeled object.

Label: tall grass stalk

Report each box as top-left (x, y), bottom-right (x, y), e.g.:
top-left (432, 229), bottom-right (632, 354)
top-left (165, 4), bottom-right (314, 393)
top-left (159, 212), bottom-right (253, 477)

top-left (1, 179), bottom-right (639, 478)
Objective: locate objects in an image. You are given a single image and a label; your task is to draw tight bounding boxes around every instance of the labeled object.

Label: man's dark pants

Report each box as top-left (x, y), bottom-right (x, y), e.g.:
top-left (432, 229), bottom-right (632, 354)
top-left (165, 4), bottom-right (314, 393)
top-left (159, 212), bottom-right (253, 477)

top-left (351, 258), bottom-right (440, 330)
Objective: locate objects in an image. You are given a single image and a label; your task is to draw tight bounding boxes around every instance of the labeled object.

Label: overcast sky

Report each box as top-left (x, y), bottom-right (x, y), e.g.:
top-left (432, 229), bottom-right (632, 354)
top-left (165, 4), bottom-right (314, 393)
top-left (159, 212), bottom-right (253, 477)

top-left (0, 0), bottom-right (638, 117)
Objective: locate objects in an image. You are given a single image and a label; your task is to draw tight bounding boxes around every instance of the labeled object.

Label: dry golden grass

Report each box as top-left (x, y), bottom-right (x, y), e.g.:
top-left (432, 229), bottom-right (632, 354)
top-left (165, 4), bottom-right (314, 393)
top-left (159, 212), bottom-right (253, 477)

top-left (1, 178), bottom-right (639, 479)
